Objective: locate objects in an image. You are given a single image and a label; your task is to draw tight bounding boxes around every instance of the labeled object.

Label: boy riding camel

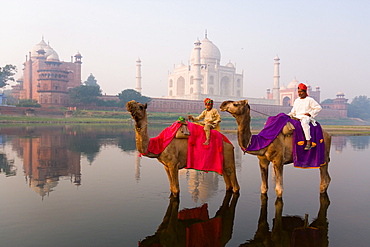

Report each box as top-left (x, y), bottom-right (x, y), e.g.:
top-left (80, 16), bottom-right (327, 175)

top-left (288, 83), bottom-right (322, 150)
top-left (188, 98), bottom-right (221, 145)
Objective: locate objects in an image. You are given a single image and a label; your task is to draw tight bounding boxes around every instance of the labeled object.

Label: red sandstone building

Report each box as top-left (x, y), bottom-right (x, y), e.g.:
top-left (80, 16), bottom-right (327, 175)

top-left (12, 38), bottom-right (82, 106)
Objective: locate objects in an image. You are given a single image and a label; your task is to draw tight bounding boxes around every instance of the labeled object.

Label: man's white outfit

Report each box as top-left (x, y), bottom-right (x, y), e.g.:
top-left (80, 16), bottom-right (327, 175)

top-left (289, 97), bottom-right (322, 140)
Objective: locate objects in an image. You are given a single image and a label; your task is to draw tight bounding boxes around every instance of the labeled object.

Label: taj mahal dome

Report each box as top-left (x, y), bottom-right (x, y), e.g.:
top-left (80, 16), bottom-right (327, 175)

top-left (166, 33), bottom-right (243, 101)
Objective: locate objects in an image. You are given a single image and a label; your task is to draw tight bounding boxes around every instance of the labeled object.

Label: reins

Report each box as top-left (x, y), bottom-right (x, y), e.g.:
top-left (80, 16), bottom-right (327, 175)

top-left (250, 108), bottom-right (271, 117)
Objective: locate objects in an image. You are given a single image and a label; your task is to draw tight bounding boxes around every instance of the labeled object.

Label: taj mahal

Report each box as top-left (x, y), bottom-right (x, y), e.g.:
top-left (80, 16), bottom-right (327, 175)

top-left (166, 33), bottom-right (243, 102)
top-left (158, 33), bottom-right (320, 106)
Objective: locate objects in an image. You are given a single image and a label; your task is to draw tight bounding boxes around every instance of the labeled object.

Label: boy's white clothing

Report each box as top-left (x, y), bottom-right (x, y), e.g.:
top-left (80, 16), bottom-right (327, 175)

top-left (289, 97), bottom-right (322, 140)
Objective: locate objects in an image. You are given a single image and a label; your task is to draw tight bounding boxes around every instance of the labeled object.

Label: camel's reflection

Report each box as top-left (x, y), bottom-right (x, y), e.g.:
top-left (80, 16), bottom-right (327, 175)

top-left (240, 193), bottom-right (330, 247)
top-left (139, 191), bottom-right (239, 247)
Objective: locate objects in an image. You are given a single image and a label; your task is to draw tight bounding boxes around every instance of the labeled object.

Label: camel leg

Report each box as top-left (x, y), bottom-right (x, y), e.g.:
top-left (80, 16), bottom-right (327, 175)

top-left (224, 163), bottom-right (240, 194)
top-left (319, 163), bottom-right (331, 193)
top-left (272, 160), bottom-right (284, 197)
top-left (258, 156), bottom-right (269, 194)
top-left (223, 143), bottom-right (240, 193)
top-left (164, 164), bottom-right (180, 197)
top-left (223, 170), bottom-right (232, 191)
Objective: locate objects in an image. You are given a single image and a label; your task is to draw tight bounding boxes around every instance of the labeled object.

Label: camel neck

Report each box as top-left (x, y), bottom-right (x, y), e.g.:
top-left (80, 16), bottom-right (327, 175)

top-left (235, 114), bottom-right (251, 151)
top-left (135, 120), bottom-right (150, 154)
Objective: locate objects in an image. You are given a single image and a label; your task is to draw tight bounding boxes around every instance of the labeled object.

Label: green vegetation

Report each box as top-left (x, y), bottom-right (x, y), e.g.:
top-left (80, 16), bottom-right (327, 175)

top-left (69, 85), bottom-right (102, 105)
top-left (83, 73), bottom-right (99, 87)
top-left (16, 99), bottom-right (41, 107)
top-left (348, 95), bottom-right (370, 120)
top-left (0, 64), bottom-right (17, 88)
top-left (117, 89), bottom-right (151, 106)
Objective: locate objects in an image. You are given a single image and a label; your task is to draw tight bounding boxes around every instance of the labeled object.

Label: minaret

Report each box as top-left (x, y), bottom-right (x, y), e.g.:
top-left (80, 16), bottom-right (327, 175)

top-left (193, 38), bottom-right (202, 99)
top-left (273, 55), bottom-right (280, 105)
top-left (135, 58), bottom-right (142, 94)
top-left (74, 51), bottom-right (83, 87)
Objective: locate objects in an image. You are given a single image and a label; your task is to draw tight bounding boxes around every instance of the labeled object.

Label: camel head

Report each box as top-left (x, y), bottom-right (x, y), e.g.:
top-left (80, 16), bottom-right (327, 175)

top-left (126, 100), bottom-right (148, 123)
top-left (220, 100), bottom-right (251, 152)
top-left (220, 100), bottom-right (250, 117)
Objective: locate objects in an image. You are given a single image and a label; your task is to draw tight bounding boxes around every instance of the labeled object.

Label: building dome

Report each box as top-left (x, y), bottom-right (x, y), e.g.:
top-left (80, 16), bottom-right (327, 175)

top-left (280, 85), bottom-right (287, 90)
top-left (44, 44), bottom-right (59, 59)
top-left (190, 37), bottom-right (221, 64)
top-left (46, 52), bottom-right (60, 62)
top-left (31, 39), bottom-right (48, 58)
top-left (226, 61), bottom-right (234, 68)
top-left (177, 61), bottom-right (185, 68)
top-left (337, 91), bottom-right (345, 97)
top-left (287, 78), bottom-right (299, 89)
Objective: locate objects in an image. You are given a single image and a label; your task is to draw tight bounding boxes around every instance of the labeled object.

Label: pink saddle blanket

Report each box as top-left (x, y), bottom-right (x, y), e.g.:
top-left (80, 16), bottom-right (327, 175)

top-left (146, 121), bottom-right (232, 175)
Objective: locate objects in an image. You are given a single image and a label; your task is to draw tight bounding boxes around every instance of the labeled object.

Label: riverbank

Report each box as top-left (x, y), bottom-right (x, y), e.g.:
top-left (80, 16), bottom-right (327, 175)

top-left (1, 111), bottom-right (370, 135)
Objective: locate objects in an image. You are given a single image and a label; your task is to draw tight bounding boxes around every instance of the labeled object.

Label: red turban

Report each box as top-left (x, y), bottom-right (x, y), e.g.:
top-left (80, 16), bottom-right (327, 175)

top-left (204, 98), bottom-right (213, 105)
top-left (298, 83), bottom-right (307, 91)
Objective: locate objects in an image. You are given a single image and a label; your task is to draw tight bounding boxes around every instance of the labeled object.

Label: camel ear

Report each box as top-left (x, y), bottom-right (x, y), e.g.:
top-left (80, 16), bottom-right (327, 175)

top-left (144, 103), bottom-right (147, 109)
top-left (244, 99), bottom-right (249, 105)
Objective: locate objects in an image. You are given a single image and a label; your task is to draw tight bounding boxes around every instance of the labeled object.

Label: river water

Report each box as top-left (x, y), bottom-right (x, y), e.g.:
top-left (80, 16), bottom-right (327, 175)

top-left (0, 125), bottom-right (369, 247)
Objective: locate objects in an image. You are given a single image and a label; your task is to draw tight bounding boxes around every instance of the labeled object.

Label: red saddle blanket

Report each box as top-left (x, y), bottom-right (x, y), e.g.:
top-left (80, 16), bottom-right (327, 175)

top-left (146, 121), bottom-right (231, 174)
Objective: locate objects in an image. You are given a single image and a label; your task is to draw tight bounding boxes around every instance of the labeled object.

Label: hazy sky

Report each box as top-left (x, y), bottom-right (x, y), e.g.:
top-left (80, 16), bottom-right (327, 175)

top-left (1, 0), bottom-right (369, 102)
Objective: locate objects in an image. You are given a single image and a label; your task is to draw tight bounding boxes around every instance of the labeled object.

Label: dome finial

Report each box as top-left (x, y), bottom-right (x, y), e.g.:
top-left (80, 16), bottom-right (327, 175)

top-left (205, 29), bottom-right (207, 39)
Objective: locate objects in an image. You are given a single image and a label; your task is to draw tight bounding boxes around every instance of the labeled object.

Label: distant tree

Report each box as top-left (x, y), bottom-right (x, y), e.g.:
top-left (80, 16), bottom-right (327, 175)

top-left (348, 95), bottom-right (370, 120)
top-left (117, 89), bottom-right (151, 107)
top-left (84, 73), bottom-right (99, 87)
top-left (321, 98), bottom-right (334, 104)
top-left (16, 99), bottom-right (41, 107)
top-left (96, 99), bottom-right (118, 107)
top-left (69, 85), bottom-right (102, 105)
top-left (0, 64), bottom-right (17, 88)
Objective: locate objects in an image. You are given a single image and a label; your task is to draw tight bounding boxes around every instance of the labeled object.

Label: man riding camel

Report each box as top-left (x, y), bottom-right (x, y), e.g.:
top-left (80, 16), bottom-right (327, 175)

top-left (188, 98), bottom-right (221, 145)
top-left (288, 83), bottom-right (322, 150)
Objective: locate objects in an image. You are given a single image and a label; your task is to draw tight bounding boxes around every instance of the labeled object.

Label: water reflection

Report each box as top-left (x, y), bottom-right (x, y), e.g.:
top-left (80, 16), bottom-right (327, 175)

top-left (347, 136), bottom-right (370, 150)
top-left (331, 135), bottom-right (370, 153)
top-left (240, 193), bottom-right (330, 247)
top-left (0, 153), bottom-right (16, 176)
top-left (139, 191), bottom-right (239, 247)
top-left (0, 125), bottom-right (137, 198)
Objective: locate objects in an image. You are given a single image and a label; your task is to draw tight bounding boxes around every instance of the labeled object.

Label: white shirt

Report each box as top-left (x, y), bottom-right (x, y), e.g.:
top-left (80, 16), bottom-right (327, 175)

top-left (289, 96), bottom-right (322, 119)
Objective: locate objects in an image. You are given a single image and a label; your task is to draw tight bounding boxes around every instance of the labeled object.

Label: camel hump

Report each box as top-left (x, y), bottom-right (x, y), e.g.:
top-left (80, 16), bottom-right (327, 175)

top-left (175, 125), bottom-right (190, 139)
top-left (282, 121), bottom-right (295, 135)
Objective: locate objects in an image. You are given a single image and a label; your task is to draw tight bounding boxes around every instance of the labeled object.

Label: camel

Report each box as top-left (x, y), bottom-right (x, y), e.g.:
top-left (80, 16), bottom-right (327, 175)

top-left (220, 100), bottom-right (331, 197)
top-left (126, 100), bottom-right (240, 197)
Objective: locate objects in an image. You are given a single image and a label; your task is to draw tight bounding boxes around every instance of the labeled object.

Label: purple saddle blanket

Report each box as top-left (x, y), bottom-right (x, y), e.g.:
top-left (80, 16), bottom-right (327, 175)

top-left (247, 113), bottom-right (326, 168)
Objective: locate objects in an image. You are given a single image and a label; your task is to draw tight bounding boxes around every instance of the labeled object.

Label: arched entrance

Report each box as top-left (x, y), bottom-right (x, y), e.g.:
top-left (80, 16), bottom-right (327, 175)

top-left (282, 96), bottom-right (291, 106)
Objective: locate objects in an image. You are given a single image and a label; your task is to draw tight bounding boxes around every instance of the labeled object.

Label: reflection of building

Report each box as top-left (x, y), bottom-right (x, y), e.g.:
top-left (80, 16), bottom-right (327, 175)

top-left (11, 127), bottom-right (81, 198)
top-left (178, 137), bottom-right (243, 203)
top-left (331, 136), bottom-right (347, 153)
top-left (180, 170), bottom-right (219, 203)
top-left (12, 38), bottom-right (82, 106)
top-left (167, 33), bottom-right (243, 101)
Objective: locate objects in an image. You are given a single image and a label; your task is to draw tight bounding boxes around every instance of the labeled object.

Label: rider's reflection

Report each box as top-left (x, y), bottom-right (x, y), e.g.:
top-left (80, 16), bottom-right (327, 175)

top-left (139, 191), bottom-right (239, 247)
top-left (240, 193), bottom-right (330, 247)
